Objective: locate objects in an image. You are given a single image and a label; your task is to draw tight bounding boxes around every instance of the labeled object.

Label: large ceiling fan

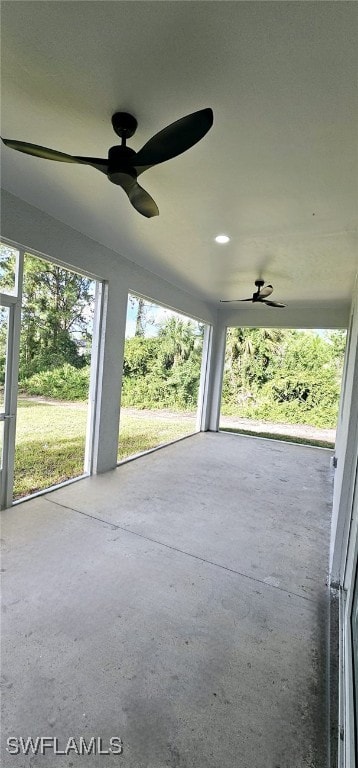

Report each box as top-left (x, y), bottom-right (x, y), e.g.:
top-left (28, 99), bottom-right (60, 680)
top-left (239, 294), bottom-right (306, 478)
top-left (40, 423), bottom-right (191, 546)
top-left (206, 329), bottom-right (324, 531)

top-left (220, 279), bottom-right (286, 307)
top-left (1, 108), bottom-right (213, 218)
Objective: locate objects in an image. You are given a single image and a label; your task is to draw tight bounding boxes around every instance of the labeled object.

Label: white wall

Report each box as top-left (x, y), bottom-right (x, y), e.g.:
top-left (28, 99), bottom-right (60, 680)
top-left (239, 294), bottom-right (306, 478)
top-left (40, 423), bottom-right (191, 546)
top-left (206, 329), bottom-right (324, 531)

top-left (219, 303), bottom-right (349, 331)
top-left (330, 275), bottom-right (358, 584)
top-left (1, 190), bottom-right (216, 325)
top-left (1, 189), bottom-right (354, 472)
top-left (1, 190), bottom-right (217, 473)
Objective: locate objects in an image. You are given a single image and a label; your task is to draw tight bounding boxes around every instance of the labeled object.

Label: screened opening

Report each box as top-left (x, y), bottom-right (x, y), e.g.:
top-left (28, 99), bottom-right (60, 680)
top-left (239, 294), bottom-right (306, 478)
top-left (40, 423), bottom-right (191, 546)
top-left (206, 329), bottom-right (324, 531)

top-left (118, 294), bottom-right (204, 461)
top-left (0, 242), bottom-right (19, 295)
top-left (220, 327), bottom-right (347, 448)
top-left (14, 252), bottom-right (98, 499)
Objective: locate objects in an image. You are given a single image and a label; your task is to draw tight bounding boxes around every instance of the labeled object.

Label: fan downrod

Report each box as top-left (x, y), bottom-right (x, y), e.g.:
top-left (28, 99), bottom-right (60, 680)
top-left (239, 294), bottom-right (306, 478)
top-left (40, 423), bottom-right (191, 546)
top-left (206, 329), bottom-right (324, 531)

top-left (255, 279), bottom-right (265, 289)
top-left (111, 112), bottom-right (138, 140)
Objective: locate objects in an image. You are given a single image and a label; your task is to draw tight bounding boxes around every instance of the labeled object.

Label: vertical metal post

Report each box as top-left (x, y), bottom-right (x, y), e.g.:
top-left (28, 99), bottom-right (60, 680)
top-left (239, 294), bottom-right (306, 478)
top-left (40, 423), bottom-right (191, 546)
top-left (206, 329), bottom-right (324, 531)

top-left (0, 249), bottom-right (24, 509)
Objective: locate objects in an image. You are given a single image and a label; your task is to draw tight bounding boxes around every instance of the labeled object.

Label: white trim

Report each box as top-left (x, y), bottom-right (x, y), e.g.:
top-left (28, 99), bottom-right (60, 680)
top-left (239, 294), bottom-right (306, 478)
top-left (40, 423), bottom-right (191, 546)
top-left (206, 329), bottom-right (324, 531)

top-left (208, 323), bottom-right (227, 431)
top-left (196, 324), bottom-right (212, 432)
top-left (84, 280), bottom-right (104, 474)
top-left (1, 235), bottom-right (105, 283)
top-left (0, 236), bottom-right (103, 506)
top-left (331, 281), bottom-right (358, 585)
top-left (0, 293), bottom-right (17, 306)
top-left (92, 283), bottom-right (128, 474)
top-left (341, 471), bottom-right (358, 767)
top-left (0, 249), bottom-right (24, 509)
top-left (11, 472), bottom-right (90, 507)
top-left (336, 440), bottom-right (358, 767)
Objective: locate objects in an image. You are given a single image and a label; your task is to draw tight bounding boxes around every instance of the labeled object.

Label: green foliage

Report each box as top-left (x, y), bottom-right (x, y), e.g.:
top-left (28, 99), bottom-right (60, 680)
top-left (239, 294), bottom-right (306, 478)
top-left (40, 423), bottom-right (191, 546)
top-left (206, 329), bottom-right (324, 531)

top-left (20, 364), bottom-right (90, 400)
top-left (121, 348), bottom-right (201, 410)
top-left (19, 253), bottom-right (94, 379)
top-left (0, 243), bottom-right (17, 293)
top-left (222, 327), bottom-right (345, 428)
top-left (19, 323), bottom-right (344, 429)
top-left (15, 266), bottom-right (345, 432)
top-left (123, 337), bottom-right (162, 377)
top-left (157, 317), bottom-right (197, 366)
top-left (129, 295), bottom-right (156, 337)
top-left (121, 320), bottom-right (202, 410)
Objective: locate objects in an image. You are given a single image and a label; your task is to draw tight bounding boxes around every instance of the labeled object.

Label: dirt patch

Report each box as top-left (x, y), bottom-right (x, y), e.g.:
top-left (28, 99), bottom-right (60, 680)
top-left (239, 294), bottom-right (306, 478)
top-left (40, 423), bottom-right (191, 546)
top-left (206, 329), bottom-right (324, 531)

top-left (220, 414), bottom-right (335, 443)
top-left (18, 397), bottom-right (335, 443)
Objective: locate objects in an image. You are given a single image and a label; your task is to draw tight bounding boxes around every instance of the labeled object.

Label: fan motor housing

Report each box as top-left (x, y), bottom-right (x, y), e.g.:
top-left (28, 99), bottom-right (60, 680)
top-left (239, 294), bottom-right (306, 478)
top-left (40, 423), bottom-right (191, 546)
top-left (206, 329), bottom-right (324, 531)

top-left (108, 145), bottom-right (136, 165)
top-left (111, 112), bottom-right (138, 139)
top-left (107, 146), bottom-right (137, 184)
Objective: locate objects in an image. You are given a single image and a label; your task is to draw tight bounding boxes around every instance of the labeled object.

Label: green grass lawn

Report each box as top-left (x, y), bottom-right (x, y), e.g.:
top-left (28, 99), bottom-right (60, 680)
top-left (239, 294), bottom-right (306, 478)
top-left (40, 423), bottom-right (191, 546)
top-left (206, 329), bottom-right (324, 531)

top-left (13, 399), bottom-right (332, 501)
top-left (13, 400), bottom-right (196, 499)
top-left (220, 427), bottom-right (334, 449)
top-left (118, 414), bottom-right (196, 462)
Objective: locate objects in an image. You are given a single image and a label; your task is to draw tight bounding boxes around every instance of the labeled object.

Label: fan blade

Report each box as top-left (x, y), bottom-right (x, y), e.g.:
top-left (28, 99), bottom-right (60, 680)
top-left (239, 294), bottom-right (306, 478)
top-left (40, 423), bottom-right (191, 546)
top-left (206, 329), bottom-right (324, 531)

top-left (262, 300), bottom-right (286, 307)
top-left (134, 108), bottom-right (213, 174)
top-left (219, 298), bottom-right (252, 303)
top-left (114, 172), bottom-right (159, 218)
top-left (74, 156), bottom-right (108, 173)
top-left (1, 138), bottom-right (108, 173)
top-left (129, 184), bottom-right (159, 218)
top-left (259, 284), bottom-right (273, 298)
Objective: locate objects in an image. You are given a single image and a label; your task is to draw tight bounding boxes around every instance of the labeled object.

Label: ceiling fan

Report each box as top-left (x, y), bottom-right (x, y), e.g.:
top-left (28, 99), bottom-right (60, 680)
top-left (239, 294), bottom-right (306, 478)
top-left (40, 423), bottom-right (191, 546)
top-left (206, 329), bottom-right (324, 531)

top-left (1, 108), bottom-right (213, 218)
top-left (220, 279), bottom-right (286, 307)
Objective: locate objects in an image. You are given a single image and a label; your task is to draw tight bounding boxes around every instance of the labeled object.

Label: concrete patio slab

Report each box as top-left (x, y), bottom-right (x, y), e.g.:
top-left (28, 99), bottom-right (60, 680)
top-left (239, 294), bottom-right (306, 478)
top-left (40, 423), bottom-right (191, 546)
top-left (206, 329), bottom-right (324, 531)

top-left (49, 432), bottom-right (333, 600)
top-left (1, 433), bottom-right (332, 767)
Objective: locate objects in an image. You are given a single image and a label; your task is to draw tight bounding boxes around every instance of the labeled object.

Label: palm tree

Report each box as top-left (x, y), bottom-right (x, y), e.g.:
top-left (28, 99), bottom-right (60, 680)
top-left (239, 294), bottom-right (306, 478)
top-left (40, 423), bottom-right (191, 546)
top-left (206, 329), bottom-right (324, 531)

top-left (158, 318), bottom-right (196, 367)
top-left (225, 327), bottom-right (285, 394)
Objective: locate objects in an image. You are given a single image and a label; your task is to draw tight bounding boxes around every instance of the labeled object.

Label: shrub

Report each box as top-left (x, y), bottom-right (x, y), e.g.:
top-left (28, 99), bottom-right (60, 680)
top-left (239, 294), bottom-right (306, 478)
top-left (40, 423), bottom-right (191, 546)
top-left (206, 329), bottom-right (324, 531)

top-left (20, 364), bottom-right (90, 400)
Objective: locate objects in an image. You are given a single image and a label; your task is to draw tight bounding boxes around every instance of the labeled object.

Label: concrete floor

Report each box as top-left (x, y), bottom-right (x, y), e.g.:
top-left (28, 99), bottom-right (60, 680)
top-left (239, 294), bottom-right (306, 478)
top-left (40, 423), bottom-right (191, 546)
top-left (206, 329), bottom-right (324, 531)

top-left (1, 432), bottom-right (333, 768)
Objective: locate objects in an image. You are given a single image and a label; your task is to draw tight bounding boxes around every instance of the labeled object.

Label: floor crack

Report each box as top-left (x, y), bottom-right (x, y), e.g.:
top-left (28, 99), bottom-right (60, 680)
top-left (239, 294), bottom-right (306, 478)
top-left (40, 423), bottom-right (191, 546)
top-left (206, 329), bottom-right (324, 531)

top-left (43, 495), bottom-right (318, 604)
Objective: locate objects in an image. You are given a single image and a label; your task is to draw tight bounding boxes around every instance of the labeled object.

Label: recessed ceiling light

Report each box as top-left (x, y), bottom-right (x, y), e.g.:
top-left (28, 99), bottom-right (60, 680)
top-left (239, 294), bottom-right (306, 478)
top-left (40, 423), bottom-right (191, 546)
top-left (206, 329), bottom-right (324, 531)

top-left (215, 234), bottom-right (230, 244)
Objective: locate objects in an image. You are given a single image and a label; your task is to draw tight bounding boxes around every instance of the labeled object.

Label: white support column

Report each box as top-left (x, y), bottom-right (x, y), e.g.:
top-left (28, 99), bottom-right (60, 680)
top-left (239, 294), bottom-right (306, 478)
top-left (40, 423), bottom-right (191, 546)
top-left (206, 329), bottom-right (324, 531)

top-left (199, 319), bottom-right (227, 432)
top-left (90, 281), bottom-right (128, 474)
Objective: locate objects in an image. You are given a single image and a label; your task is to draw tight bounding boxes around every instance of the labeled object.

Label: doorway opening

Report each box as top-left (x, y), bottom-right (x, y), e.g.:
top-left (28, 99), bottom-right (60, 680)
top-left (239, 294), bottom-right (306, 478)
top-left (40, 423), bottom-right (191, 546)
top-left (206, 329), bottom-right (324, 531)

top-left (0, 241), bottom-right (101, 506)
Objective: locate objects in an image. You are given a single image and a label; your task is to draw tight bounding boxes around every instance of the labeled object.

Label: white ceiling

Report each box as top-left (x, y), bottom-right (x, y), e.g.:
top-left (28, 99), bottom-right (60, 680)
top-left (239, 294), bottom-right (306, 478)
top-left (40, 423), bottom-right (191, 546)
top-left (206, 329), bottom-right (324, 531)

top-left (1, 1), bottom-right (357, 309)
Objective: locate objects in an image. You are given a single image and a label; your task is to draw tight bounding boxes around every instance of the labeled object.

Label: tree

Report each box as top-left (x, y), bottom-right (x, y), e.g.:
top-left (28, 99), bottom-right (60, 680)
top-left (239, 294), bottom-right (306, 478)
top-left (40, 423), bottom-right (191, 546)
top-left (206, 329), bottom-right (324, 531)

top-left (224, 327), bottom-right (285, 400)
top-left (121, 316), bottom-right (203, 410)
top-left (158, 317), bottom-right (197, 366)
top-left (128, 294), bottom-right (155, 337)
top-left (19, 254), bottom-right (94, 378)
top-left (0, 243), bottom-right (17, 294)
top-left (123, 336), bottom-right (161, 378)
top-left (222, 327), bottom-right (346, 427)
top-left (325, 330), bottom-right (347, 360)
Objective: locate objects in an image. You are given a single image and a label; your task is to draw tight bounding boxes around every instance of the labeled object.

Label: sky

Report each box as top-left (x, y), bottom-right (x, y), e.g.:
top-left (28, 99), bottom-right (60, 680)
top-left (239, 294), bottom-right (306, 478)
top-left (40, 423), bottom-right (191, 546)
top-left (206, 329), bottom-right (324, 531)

top-left (125, 296), bottom-right (197, 338)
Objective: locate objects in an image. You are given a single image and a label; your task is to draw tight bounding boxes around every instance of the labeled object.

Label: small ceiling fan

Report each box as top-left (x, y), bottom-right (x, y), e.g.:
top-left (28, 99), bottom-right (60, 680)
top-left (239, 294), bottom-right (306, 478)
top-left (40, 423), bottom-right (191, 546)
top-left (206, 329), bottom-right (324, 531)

top-left (1, 108), bottom-right (213, 218)
top-left (220, 279), bottom-right (286, 307)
